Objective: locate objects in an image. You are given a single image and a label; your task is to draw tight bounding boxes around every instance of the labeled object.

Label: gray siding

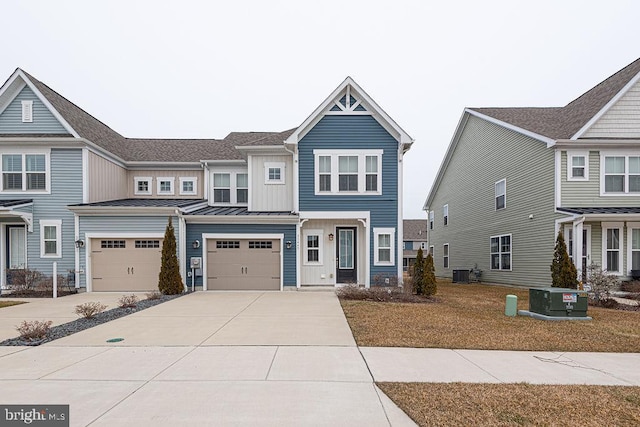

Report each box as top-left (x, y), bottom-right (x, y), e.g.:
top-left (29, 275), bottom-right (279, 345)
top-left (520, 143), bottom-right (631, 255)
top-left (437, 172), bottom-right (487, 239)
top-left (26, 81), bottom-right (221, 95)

top-left (78, 215), bottom-right (180, 288)
top-left (186, 223), bottom-right (297, 287)
top-left (0, 86), bottom-right (68, 134)
top-left (561, 150), bottom-right (640, 207)
top-left (298, 115), bottom-right (399, 278)
top-left (428, 115), bottom-right (563, 287)
top-left (583, 79), bottom-right (640, 138)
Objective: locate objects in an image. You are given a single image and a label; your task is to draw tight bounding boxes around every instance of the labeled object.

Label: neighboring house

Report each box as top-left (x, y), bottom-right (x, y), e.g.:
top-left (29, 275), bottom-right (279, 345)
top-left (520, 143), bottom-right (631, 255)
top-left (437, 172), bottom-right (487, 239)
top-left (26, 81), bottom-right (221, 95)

top-left (402, 219), bottom-right (427, 272)
top-left (425, 58), bottom-right (640, 287)
top-left (0, 69), bottom-right (412, 292)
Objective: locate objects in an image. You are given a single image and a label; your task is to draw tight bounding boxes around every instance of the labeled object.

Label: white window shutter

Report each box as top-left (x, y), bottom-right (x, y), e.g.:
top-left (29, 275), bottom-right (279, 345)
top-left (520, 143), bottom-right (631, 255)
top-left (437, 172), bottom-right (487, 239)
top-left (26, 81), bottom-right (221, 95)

top-left (21, 100), bottom-right (33, 123)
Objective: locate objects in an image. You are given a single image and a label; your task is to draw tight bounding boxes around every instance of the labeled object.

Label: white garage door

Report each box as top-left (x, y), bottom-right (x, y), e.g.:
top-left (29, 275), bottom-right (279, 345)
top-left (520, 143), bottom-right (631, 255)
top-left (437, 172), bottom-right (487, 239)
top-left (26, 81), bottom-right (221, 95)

top-left (206, 239), bottom-right (280, 290)
top-left (91, 238), bottom-right (163, 292)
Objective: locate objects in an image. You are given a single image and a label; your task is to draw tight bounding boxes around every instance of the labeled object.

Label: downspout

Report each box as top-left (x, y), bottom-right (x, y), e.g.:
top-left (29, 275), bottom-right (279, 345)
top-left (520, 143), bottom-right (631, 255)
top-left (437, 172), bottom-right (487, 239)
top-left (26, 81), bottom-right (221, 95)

top-left (177, 209), bottom-right (187, 290)
top-left (397, 143), bottom-right (404, 285)
top-left (74, 213), bottom-right (80, 289)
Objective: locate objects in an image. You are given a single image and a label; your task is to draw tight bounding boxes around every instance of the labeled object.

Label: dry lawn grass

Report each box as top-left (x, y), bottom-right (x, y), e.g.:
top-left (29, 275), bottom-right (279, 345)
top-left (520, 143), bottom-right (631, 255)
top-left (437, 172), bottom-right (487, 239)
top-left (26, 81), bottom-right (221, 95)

top-left (340, 282), bottom-right (640, 352)
top-left (0, 301), bottom-right (26, 309)
top-left (378, 382), bottom-right (640, 427)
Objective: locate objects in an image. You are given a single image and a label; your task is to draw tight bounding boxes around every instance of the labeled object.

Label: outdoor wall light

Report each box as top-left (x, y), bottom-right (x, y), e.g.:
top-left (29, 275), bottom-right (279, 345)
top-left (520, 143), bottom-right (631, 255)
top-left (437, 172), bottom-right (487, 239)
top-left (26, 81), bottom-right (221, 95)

top-left (328, 233), bottom-right (334, 241)
top-left (74, 239), bottom-right (85, 248)
top-left (286, 240), bottom-right (292, 249)
top-left (192, 240), bottom-right (201, 249)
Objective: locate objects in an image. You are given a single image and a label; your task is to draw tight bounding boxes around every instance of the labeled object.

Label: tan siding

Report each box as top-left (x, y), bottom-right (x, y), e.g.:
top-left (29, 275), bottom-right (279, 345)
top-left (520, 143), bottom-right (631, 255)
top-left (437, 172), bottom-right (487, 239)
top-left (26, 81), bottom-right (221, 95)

top-left (88, 152), bottom-right (127, 202)
top-left (126, 170), bottom-right (204, 198)
top-left (250, 154), bottom-right (293, 211)
top-left (583, 80), bottom-right (640, 138)
top-left (428, 115), bottom-right (563, 288)
top-left (561, 150), bottom-right (640, 207)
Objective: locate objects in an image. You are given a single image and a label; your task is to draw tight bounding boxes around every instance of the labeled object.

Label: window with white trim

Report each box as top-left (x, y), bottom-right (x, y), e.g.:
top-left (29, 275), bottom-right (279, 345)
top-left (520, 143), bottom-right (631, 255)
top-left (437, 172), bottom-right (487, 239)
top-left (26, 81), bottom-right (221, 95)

top-left (602, 155), bottom-right (640, 194)
top-left (303, 229), bottom-right (323, 265)
top-left (264, 162), bottom-right (285, 184)
top-left (631, 226), bottom-right (640, 271)
top-left (495, 179), bottom-right (506, 210)
top-left (490, 234), bottom-right (511, 270)
top-left (236, 173), bottom-right (248, 203)
top-left (429, 245), bottom-right (434, 257)
top-left (443, 204), bottom-right (449, 226)
top-left (443, 243), bottom-right (449, 268)
top-left (134, 177), bottom-right (152, 195)
top-left (603, 223), bottom-right (622, 274)
top-left (157, 177), bottom-right (175, 195)
top-left (429, 211), bottom-right (434, 230)
top-left (40, 219), bottom-right (61, 258)
top-left (2, 153), bottom-right (48, 192)
top-left (313, 149), bottom-right (382, 195)
top-left (179, 177), bottom-right (197, 195)
top-left (212, 171), bottom-right (247, 205)
top-left (563, 226), bottom-right (574, 262)
top-left (374, 228), bottom-right (395, 266)
top-left (21, 100), bottom-right (33, 123)
top-left (568, 152), bottom-right (589, 181)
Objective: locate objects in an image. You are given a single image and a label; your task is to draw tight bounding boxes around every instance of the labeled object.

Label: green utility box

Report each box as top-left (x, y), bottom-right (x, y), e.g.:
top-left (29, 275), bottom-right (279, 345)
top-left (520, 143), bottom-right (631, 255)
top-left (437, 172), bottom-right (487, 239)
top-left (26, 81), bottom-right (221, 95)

top-left (529, 288), bottom-right (589, 317)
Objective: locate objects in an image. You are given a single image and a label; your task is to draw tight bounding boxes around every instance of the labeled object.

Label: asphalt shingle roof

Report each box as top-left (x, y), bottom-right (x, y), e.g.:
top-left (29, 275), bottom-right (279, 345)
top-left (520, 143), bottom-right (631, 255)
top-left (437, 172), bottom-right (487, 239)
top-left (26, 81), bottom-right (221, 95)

top-left (469, 57), bottom-right (640, 140)
top-left (20, 70), bottom-right (294, 162)
top-left (403, 219), bottom-right (427, 240)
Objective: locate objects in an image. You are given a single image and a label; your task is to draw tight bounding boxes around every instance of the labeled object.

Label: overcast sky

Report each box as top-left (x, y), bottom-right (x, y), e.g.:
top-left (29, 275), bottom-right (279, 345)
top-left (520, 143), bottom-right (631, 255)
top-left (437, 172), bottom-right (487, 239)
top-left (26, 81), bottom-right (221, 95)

top-left (2, 0), bottom-right (639, 218)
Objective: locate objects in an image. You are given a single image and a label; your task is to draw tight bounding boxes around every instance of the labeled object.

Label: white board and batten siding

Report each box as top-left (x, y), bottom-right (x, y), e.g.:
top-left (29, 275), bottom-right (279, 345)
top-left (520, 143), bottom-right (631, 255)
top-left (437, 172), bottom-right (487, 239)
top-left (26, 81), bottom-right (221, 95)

top-left (428, 115), bottom-right (563, 288)
top-left (250, 155), bottom-right (293, 211)
top-left (583, 79), bottom-right (640, 138)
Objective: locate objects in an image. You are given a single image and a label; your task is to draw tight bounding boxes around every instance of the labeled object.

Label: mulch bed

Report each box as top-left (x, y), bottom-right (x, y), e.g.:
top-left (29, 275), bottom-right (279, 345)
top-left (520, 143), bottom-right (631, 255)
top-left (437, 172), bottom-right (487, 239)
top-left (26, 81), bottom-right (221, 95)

top-left (0, 293), bottom-right (185, 346)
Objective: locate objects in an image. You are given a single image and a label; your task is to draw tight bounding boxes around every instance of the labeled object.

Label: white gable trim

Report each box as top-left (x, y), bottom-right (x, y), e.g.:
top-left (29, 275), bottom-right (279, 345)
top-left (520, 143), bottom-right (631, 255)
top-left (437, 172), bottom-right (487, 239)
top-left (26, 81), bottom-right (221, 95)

top-left (572, 69), bottom-right (640, 140)
top-left (466, 109), bottom-right (556, 147)
top-left (284, 77), bottom-right (413, 148)
top-left (0, 69), bottom-right (79, 138)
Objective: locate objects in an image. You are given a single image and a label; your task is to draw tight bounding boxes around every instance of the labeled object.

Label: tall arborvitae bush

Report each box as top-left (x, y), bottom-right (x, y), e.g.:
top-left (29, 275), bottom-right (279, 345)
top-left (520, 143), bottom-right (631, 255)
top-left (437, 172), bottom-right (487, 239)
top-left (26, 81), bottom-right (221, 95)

top-left (550, 230), bottom-right (578, 289)
top-left (158, 217), bottom-right (184, 294)
top-left (423, 252), bottom-right (437, 296)
top-left (412, 248), bottom-right (425, 295)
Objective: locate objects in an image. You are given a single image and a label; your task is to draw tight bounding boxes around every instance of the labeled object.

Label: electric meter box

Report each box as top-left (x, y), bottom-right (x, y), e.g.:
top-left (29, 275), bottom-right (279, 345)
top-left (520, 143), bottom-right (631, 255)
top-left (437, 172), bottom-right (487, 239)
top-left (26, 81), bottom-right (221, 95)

top-left (529, 288), bottom-right (588, 317)
top-left (190, 257), bottom-right (202, 269)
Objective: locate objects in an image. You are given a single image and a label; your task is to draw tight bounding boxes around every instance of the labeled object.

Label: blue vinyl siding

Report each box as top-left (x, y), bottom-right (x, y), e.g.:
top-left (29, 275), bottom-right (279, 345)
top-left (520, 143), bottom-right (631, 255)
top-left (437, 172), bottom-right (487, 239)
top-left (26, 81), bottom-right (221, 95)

top-left (0, 86), bottom-right (68, 134)
top-left (298, 115), bottom-right (399, 277)
top-left (186, 223), bottom-right (297, 287)
top-left (78, 215), bottom-right (180, 288)
top-left (1, 149), bottom-right (83, 278)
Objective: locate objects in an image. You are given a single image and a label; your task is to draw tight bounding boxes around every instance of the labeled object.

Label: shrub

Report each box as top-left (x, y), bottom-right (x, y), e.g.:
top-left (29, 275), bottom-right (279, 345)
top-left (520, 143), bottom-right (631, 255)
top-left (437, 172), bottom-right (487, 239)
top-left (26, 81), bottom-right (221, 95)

top-left (118, 294), bottom-right (139, 308)
top-left (16, 320), bottom-right (52, 341)
top-left (75, 302), bottom-right (107, 319)
top-left (412, 248), bottom-right (425, 295)
top-left (550, 231), bottom-right (578, 289)
top-left (423, 252), bottom-right (437, 296)
top-left (158, 217), bottom-right (184, 295)
top-left (145, 290), bottom-right (162, 300)
top-left (5, 268), bottom-right (45, 292)
top-left (585, 263), bottom-right (620, 306)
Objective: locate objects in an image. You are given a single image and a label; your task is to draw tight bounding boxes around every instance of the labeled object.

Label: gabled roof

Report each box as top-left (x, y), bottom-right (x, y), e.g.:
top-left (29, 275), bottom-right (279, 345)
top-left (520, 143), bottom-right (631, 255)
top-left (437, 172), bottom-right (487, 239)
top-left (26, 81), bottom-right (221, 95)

top-left (403, 219), bottom-right (427, 240)
top-left (284, 77), bottom-right (413, 149)
top-left (0, 68), bottom-right (295, 163)
top-left (468, 57), bottom-right (640, 140)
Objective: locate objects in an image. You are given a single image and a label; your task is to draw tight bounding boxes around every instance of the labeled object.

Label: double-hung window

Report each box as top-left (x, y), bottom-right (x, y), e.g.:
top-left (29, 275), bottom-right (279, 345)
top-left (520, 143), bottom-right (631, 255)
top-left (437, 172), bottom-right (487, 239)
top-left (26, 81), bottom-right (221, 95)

top-left (313, 150), bottom-right (382, 195)
top-left (2, 152), bottom-right (48, 192)
top-left (602, 222), bottom-right (622, 274)
top-left (213, 173), bottom-right (231, 203)
top-left (303, 230), bottom-right (323, 265)
top-left (602, 154), bottom-right (640, 194)
top-left (443, 204), bottom-right (449, 226)
top-left (568, 152), bottom-right (589, 181)
top-left (40, 219), bottom-right (61, 258)
top-left (630, 225), bottom-right (640, 271)
top-left (495, 179), bottom-right (506, 210)
top-left (490, 234), bottom-right (511, 270)
top-left (236, 173), bottom-right (248, 203)
top-left (374, 228), bottom-right (395, 266)
top-left (443, 243), bottom-right (449, 268)
top-left (429, 211), bottom-right (434, 230)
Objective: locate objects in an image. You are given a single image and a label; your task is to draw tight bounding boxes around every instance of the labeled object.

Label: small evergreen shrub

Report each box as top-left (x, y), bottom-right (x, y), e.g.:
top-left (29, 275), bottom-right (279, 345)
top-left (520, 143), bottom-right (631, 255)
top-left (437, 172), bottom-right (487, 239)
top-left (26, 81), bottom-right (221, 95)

top-left (423, 252), bottom-right (437, 296)
top-left (412, 248), bottom-right (425, 295)
top-left (158, 217), bottom-right (184, 295)
top-left (75, 302), bottom-right (107, 319)
top-left (118, 294), bottom-right (139, 308)
top-left (16, 320), bottom-right (52, 341)
top-left (550, 231), bottom-right (578, 288)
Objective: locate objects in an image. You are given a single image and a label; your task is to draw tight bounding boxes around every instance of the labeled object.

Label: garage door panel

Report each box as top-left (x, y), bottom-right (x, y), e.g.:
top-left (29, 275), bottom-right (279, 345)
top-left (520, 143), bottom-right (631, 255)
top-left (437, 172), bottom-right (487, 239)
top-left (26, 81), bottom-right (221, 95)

top-left (91, 238), bottom-right (163, 292)
top-left (206, 238), bottom-right (280, 291)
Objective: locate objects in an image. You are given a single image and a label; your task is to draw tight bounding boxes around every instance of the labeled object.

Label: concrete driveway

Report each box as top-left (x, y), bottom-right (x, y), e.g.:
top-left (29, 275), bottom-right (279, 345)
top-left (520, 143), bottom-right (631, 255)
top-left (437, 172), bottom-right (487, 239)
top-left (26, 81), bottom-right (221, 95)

top-left (0, 291), bottom-right (415, 426)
